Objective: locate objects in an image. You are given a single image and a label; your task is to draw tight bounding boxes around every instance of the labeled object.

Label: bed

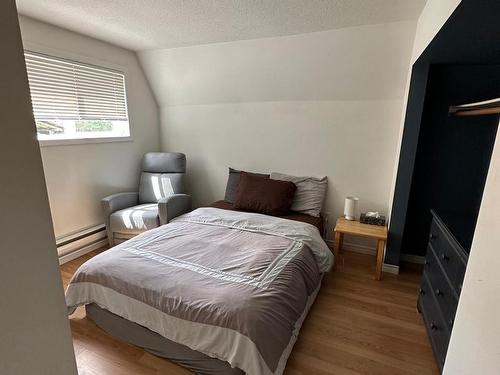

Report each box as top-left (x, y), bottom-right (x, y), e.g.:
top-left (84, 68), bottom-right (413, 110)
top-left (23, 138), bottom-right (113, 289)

top-left (66, 206), bottom-right (332, 374)
top-left (66, 168), bottom-right (332, 374)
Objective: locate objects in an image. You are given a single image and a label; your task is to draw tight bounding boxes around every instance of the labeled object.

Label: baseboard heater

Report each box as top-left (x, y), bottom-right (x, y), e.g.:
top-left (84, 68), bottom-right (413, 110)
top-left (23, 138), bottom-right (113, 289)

top-left (57, 224), bottom-right (109, 265)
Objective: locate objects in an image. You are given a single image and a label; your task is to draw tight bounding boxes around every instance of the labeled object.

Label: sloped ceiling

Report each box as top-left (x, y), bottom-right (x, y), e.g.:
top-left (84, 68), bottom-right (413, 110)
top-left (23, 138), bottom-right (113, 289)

top-left (138, 21), bottom-right (417, 106)
top-left (16, 0), bottom-right (426, 51)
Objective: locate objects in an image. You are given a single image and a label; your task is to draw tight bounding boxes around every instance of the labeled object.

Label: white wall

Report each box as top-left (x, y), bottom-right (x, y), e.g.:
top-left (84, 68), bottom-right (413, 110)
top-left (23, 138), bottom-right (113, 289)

top-left (443, 122), bottom-right (500, 373)
top-left (18, 16), bottom-right (160, 239)
top-left (0, 1), bottom-right (77, 373)
top-left (139, 21), bottom-right (416, 239)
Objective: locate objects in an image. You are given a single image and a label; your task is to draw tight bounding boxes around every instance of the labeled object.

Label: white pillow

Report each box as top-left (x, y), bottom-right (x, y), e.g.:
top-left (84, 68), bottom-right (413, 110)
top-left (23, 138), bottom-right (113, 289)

top-left (270, 172), bottom-right (327, 217)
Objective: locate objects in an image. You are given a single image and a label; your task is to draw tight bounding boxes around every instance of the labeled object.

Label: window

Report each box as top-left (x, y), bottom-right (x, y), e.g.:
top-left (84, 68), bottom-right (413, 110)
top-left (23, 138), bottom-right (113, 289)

top-left (24, 51), bottom-right (130, 142)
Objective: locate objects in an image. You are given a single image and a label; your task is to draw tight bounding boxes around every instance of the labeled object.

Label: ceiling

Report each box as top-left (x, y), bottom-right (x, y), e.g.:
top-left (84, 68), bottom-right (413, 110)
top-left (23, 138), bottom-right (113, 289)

top-left (16, 0), bottom-right (426, 51)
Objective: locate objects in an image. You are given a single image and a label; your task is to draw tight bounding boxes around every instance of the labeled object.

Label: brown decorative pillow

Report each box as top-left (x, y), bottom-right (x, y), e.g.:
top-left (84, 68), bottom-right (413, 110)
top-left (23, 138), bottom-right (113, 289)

top-left (224, 168), bottom-right (269, 204)
top-left (234, 172), bottom-right (297, 216)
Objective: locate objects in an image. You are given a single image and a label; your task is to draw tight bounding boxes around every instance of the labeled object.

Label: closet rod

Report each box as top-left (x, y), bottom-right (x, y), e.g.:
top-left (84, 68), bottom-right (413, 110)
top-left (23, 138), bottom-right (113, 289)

top-left (449, 98), bottom-right (500, 116)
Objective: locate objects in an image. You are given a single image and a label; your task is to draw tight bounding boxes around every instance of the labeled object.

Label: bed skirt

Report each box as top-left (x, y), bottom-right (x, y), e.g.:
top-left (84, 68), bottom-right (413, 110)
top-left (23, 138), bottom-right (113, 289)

top-left (85, 304), bottom-right (244, 375)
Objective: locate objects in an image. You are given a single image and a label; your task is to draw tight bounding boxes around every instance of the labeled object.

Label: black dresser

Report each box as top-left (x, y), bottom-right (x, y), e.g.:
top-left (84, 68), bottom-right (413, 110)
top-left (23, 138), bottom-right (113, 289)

top-left (418, 210), bottom-right (469, 372)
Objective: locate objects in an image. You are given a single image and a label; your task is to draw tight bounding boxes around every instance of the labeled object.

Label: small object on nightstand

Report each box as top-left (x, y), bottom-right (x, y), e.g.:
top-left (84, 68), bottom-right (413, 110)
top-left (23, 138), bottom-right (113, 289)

top-left (333, 217), bottom-right (388, 280)
top-left (360, 212), bottom-right (386, 226)
top-left (343, 196), bottom-right (359, 220)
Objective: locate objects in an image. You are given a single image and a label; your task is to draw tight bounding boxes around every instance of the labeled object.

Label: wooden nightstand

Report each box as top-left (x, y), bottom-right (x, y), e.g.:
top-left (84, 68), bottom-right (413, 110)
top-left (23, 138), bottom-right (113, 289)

top-left (333, 217), bottom-right (388, 280)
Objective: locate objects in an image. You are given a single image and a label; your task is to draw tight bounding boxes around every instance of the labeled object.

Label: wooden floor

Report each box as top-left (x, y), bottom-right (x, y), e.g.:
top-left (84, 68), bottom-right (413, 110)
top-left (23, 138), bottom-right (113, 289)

top-left (61, 250), bottom-right (439, 375)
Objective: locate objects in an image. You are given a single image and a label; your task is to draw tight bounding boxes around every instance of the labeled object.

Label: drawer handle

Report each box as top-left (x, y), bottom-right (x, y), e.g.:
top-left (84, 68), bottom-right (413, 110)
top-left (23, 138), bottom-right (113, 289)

top-left (419, 288), bottom-right (425, 295)
top-left (441, 253), bottom-right (450, 262)
top-left (429, 233), bottom-right (437, 240)
top-left (448, 319), bottom-right (454, 328)
top-left (430, 322), bottom-right (438, 331)
top-left (435, 288), bottom-right (444, 297)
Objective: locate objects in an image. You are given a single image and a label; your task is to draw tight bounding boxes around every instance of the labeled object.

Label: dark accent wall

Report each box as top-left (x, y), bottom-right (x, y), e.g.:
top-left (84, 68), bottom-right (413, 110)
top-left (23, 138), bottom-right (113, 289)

top-left (401, 64), bottom-right (499, 255)
top-left (385, 63), bottom-right (429, 265)
top-left (387, 0), bottom-right (500, 265)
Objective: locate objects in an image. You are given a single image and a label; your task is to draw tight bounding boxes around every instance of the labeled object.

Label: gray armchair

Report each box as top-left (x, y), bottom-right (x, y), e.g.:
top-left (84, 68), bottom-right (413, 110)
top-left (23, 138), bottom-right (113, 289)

top-left (102, 152), bottom-right (192, 246)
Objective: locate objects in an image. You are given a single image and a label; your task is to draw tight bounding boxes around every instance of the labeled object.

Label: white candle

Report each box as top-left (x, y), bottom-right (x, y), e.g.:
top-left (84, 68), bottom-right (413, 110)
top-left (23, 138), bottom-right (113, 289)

top-left (344, 196), bottom-right (359, 220)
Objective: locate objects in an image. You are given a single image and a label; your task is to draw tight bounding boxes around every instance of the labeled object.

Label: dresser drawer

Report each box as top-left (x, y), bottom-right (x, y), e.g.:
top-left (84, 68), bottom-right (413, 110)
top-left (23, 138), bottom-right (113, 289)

top-left (424, 245), bottom-right (458, 330)
top-left (429, 219), bottom-right (467, 294)
top-left (418, 274), bottom-right (450, 371)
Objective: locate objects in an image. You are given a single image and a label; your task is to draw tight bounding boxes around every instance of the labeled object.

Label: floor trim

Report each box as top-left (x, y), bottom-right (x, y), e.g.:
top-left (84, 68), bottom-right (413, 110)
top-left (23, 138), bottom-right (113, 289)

top-left (382, 263), bottom-right (400, 274)
top-left (326, 239), bottom-right (376, 255)
top-left (400, 253), bottom-right (426, 264)
top-left (326, 239), bottom-right (400, 274)
top-left (59, 238), bottom-right (109, 265)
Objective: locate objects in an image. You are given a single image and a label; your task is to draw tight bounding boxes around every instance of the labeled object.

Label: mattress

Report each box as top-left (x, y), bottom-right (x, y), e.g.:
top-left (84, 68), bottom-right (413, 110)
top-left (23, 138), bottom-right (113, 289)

top-left (209, 200), bottom-right (324, 234)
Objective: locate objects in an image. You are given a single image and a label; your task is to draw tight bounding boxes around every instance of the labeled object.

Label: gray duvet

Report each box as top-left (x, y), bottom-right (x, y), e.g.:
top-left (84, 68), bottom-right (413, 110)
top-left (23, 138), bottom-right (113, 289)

top-left (66, 208), bottom-right (333, 375)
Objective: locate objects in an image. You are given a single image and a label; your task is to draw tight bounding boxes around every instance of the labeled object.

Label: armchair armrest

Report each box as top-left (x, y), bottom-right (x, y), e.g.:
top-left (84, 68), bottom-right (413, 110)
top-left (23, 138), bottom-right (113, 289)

top-left (158, 194), bottom-right (192, 225)
top-left (101, 192), bottom-right (139, 217)
top-left (101, 192), bottom-right (139, 247)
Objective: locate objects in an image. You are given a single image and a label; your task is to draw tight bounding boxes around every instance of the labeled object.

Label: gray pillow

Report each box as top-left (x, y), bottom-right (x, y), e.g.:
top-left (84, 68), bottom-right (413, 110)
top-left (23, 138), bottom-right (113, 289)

top-left (224, 168), bottom-right (269, 204)
top-left (270, 172), bottom-right (327, 217)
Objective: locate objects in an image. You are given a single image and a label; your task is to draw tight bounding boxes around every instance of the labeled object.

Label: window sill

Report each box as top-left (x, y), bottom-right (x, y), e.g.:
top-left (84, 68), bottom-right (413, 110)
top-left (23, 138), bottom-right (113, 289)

top-left (38, 136), bottom-right (133, 147)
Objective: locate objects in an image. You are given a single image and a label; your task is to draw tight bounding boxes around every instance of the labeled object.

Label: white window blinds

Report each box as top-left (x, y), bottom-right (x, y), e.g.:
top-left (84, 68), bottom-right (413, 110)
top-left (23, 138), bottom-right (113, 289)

top-left (25, 51), bottom-right (128, 121)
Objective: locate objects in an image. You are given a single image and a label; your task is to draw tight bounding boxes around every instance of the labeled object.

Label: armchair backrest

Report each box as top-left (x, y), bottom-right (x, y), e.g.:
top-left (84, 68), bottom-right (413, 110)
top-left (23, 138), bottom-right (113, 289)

top-left (139, 152), bottom-right (186, 204)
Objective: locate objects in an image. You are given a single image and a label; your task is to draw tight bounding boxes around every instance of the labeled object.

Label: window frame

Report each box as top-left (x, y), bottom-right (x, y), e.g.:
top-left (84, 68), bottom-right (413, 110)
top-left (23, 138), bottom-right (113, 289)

top-left (23, 42), bottom-right (134, 147)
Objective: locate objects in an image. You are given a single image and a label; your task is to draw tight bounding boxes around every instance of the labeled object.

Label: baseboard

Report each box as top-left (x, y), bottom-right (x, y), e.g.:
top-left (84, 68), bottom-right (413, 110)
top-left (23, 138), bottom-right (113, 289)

top-left (58, 238), bottom-right (109, 265)
top-left (400, 254), bottom-right (426, 264)
top-left (326, 239), bottom-right (399, 274)
top-left (325, 239), bottom-right (376, 255)
top-left (57, 224), bottom-right (108, 265)
top-left (382, 263), bottom-right (400, 275)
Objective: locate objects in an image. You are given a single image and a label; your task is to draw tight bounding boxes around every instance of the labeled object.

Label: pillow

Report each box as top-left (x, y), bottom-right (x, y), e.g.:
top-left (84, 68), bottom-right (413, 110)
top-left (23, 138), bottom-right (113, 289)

top-left (270, 172), bottom-right (327, 217)
top-left (233, 172), bottom-right (296, 215)
top-left (224, 167), bottom-right (269, 204)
